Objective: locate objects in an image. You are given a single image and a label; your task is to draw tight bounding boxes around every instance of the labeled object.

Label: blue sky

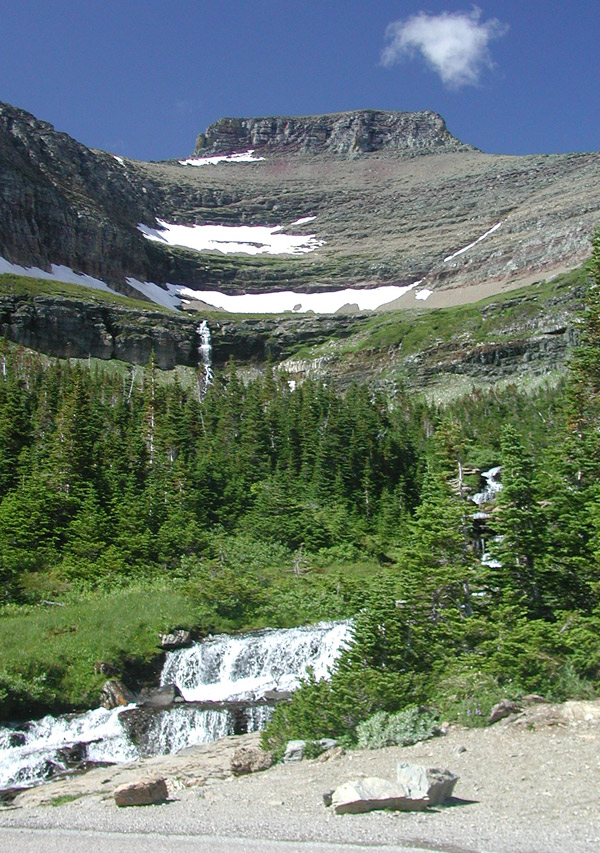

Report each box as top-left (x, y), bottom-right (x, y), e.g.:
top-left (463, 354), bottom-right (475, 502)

top-left (1, 1), bottom-right (598, 161)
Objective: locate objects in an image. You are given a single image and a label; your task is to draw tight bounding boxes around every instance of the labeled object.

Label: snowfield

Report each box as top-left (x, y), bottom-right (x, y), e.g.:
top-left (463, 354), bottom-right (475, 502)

top-left (137, 219), bottom-right (325, 256)
top-left (179, 150), bottom-right (265, 167)
top-left (178, 282), bottom-right (419, 313)
top-left (0, 255), bottom-right (420, 314)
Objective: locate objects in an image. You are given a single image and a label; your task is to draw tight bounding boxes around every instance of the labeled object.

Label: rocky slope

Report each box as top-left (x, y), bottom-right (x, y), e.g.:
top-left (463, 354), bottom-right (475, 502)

top-left (1, 100), bottom-right (599, 305)
top-left (0, 268), bottom-right (583, 393)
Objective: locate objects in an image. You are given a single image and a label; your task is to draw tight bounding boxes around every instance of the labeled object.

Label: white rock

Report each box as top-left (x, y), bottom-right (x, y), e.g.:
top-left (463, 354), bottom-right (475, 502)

top-left (331, 776), bottom-right (430, 814)
top-left (396, 762), bottom-right (458, 806)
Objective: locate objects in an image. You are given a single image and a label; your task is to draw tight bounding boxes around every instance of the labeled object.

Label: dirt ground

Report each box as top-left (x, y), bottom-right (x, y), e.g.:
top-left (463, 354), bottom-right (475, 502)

top-left (1, 699), bottom-right (599, 853)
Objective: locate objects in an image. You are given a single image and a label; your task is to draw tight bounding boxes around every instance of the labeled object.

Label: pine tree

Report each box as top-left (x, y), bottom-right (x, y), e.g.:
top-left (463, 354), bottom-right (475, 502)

top-left (488, 425), bottom-right (547, 616)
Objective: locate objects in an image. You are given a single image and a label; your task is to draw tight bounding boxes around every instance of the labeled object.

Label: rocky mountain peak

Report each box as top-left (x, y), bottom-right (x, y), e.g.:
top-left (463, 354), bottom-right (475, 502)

top-left (193, 109), bottom-right (475, 157)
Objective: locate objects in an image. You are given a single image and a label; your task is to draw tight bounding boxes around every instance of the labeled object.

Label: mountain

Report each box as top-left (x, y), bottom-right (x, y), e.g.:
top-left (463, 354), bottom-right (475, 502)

top-left (0, 101), bottom-right (598, 390)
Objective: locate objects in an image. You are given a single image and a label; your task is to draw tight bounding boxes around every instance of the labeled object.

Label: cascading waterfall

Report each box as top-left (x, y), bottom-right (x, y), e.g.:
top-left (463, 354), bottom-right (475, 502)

top-left (0, 620), bottom-right (351, 793)
top-left (161, 621), bottom-right (351, 702)
top-left (142, 704), bottom-right (272, 755)
top-left (197, 319), bottom-right (213, 392)
top-left (472, 466), bottom-right (502, 506)
top-left (472, 466), bottom-right (503, 568)
top-left (150, 621), bottom-right (351, 751)
top-left (0, 706), bottom-right (138, 792)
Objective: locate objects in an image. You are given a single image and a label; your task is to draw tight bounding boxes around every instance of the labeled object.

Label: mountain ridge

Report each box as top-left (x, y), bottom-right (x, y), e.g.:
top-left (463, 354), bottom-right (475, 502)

top-left (192, 108), bottom-right (476, 157)
top-left (1, 99), bottom-right (599, 318)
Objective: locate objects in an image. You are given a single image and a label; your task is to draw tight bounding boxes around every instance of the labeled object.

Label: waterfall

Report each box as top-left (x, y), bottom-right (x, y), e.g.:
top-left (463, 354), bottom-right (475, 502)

top-left (142, 704), bottom-right (272, 755)
top-left (0, 706), bottom-right (137, 792)
top-left (197, 319), bottom-right (213, 392)
top-left (160, 621), bottom-right (352, 702)
top-left (0, 620), bottom-right (351, 793)
top-left (472, 466), bottom-right (502, 506)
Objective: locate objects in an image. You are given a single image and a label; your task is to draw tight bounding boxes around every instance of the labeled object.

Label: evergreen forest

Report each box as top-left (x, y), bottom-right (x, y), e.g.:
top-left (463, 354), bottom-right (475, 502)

top-left (1, 237), bottom-right (600, 748)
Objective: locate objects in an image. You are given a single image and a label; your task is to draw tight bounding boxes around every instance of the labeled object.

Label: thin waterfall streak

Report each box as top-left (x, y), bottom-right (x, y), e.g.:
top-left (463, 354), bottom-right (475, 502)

top-left (197, 320), bottom-right (213, 396)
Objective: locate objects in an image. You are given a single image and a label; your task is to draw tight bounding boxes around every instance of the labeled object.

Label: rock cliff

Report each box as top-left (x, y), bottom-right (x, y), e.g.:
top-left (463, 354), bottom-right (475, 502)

top-left (0, 293), bottom-right (198, 369)
top-left (0, 271), bottom-right (582, 394)
top-left (193, 109), bottom-right (475, 156)
top-left (0, 102), bottom-right (164, 290)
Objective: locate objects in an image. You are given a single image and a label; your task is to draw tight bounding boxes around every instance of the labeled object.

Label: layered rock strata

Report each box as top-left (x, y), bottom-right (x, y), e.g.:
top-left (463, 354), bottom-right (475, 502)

top-left (193, 109), bottom-right (475, 156)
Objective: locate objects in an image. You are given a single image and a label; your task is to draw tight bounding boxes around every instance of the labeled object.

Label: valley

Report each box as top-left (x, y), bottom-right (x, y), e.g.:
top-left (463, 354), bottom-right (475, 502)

top-left (1, 101), bottom-right (599, 815)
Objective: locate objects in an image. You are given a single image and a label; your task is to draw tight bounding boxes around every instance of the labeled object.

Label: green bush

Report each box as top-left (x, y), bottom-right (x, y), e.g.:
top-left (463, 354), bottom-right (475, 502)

top-left (430, 664), bottom-right (506, 727)
top-left (355, 706), bottom-right (438, 749)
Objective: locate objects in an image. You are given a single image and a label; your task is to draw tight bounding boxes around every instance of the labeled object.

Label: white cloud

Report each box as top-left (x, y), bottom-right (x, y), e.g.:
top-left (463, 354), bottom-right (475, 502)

top-left (381, 7), bottom-right (508, 89)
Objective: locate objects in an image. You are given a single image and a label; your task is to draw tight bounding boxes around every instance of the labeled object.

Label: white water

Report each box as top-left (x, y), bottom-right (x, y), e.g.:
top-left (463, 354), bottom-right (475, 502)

top-left (143, 705), bottom-right (272, 755)
top-left (0, 621), bottom-right (350, 792)
top-left (472, 466), bottom-right (503, 506)
top-left (197, 319), bottom-right (214, 390)
top-left (0, 706), bottom-right (137, 791)
top-left (160, 621), bottom-right (351, 703)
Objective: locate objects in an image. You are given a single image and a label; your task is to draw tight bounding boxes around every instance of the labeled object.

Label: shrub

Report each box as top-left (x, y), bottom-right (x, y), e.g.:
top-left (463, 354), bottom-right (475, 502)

top-left (355, 705), bottom-right (438, 749)
top-left (431, 663), bottom-right (506, 727)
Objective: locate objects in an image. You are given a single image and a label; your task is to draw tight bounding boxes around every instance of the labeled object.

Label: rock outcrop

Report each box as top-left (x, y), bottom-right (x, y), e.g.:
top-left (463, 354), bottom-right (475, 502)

top-left (193, 109), bottom-right (475, 157)
top-left (0, 293), bottom-right (198, 369)
top-left (100, 680), bottom-right (136, 710)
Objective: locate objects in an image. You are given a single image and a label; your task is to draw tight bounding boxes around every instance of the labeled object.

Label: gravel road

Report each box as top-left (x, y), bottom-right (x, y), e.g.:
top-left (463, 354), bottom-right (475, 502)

top-left (1, 700), bottom-right (599, 853)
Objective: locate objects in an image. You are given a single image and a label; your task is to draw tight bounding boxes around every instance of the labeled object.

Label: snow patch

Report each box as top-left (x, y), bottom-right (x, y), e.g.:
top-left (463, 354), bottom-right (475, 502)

top-left (178, 282), bottom-right (419, 314)
top-left (138, 219), bottom-right (325, 256)
top-left (125, 277), bottom-right (181, 310)
top-left (112, 155), bottom-right (125, 166)
top-left (415, 288), bottom-right (433, 301)
top-left (291, 216), bottom-right (317, 226)
top-left (0, 257), bottom-right (117, 294)
top-left (444, 222), bottom-right (502, 263)
top-left (179, 150), bottom-right (265, 167)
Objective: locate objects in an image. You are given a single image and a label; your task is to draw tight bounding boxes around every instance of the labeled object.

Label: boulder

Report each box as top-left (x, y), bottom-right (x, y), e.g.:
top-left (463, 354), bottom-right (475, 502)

top-left (114, 777), bottom-right (168, 807)
top-left (138, 684), bottom-right (182, 709)
top-left (489, 699), bottom-right (522, 724)
top-left (231, 746), bottom-right (274, 776)
top-left (316, 746), bottom-right (346, 763)
top-left (100, 679), bottom-right (136, 710)
top-left (283, 739), bottom-right (306, 763)
top-left (331, 777), bottom-right (431, 814)
top-left (159, 630), bottom-right (192, 651)
top-left (283, 737), bottom-right (339, 763)
top-left (396, 762), bottom-right (458, 806)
